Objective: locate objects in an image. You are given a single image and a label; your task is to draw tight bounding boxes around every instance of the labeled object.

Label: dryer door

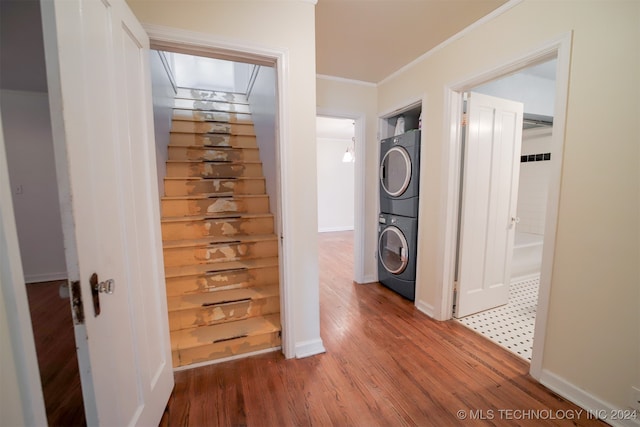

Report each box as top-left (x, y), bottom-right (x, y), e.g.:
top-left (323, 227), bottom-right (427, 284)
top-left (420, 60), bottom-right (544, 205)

top-left (380, 146), bottom-right (411, 197)
top-left (378, 225), bottom-right (409, 274)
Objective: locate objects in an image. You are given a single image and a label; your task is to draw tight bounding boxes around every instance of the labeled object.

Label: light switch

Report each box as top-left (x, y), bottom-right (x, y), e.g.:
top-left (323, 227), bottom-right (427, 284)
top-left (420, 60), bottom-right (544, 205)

top-left (15, 185), bottom-right (23, 195)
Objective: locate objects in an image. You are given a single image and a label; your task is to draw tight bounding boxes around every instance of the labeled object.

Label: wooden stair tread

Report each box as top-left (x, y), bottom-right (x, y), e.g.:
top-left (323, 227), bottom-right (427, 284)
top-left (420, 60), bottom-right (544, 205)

top-left (172, 109), bottom-right (253, 124)
top-left (165, 263), bottom-right (279, 296)
top-left (166, 160), bottom-right (262, 164)
top-left (163, 234), bottom-right (277, 249)
top-left (162, 236), bottom-right (278, 268)
top-left (165, 257), bottom-right (279, 278)
top-left (167, 284), bottom-right (279, 312)
top-left (175, 88), bottom-right (249, 104)
top-left (171, 314), bottom-right (281, 351)
top-left (170, 121), bottom-right (256, 136)
top-left (174, 99), bottom-right (251, 114)
top-left (164, 176), bottom-right (264, 181)
top-left (161, 194), bottom-right (267, 201)
top-left (161, 212), bottom-right (273, 222)
top-left (169, 133), bottom-right (258, 149)
top-left (167, 145), bottom-right (258, 151)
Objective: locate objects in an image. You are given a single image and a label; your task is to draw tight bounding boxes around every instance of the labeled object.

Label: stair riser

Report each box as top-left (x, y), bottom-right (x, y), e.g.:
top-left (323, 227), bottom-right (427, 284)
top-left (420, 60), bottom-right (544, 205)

top-left (164, 178), bottom-right (266, 197)
top-left (172, 332), bottom-right (280, 368)
top-left (165, 265), bottom-right (279, 296)
top-left (171, 314), bottom-right (280, 350)
top-left (162, 217), bottom-right (274, 240)
top-left (172, 109), bottom-right (252, 124)
top-left (163, 240), bottom-right (278, 268)
top-left (167, 147), bottom-right (260, 162)
top-left (162, 196), bottom-right (269, 217)
top-left (169, 296), bottom-right (280, 331)
top-left (175, 88), bottom-right (248, 104)
top-left (174, 98), bottom-right (251, 114)
top-left (166, 162), bottom-right (263, 178)
top-left (170, 133), bottom-right (257, 148)
top-left (171, 121), bottom-right (255, 136)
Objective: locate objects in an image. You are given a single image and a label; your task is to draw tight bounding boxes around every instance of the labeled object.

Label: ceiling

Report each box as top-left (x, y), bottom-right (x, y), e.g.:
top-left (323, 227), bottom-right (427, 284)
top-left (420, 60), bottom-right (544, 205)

top-left (315, 0), bottom-right (509, 83)
top-left (1, 0), bottom-right (510, 91)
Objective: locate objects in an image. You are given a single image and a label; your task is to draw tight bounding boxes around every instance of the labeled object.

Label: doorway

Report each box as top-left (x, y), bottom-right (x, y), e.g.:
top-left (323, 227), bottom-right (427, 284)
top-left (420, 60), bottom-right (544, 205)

top-left (440, 38), bottom-right (572, 373)
top-left (316, 116), bottom-right (356, 286)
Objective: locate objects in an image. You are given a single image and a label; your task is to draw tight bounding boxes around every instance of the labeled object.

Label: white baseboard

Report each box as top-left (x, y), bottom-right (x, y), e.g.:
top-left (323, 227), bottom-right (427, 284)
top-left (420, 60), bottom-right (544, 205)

top-left (539, 369), bottom-right (640, 427)
top-left (295, 338), bottom-right (326, 358)
top-left (416, 299), bottom-right (436, 318)
top-left (318, 226), bottom-right (354, 233)
top-left (25, 271), bottom-right (67, 284)
top-left (357, 274), bottom-right (377, 284)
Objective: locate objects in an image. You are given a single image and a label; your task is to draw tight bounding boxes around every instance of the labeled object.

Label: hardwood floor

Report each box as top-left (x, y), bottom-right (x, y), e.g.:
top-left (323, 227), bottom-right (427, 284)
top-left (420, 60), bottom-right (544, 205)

top-left (27, 280), bottom-right (86, 427)
top-left (160, 231), bottom-right (606, 426)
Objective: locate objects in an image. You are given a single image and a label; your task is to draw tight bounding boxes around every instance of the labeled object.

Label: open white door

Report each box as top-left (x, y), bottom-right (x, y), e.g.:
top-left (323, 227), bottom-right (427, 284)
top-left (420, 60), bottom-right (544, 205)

top-left (41, 0), bottom-right (173, 424)
top-left (455, 92), bottom-right (523, 318)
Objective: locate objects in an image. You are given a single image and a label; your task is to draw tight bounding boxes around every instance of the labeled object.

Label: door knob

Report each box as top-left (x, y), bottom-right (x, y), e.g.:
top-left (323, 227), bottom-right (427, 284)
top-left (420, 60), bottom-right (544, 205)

top-left (89, 273), bottom-right (115, 317)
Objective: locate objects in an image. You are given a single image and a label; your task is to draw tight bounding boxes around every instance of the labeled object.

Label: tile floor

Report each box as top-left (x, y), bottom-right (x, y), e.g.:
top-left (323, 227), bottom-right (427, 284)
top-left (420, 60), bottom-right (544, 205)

top-left (456, 276), bottom-right (539, 361)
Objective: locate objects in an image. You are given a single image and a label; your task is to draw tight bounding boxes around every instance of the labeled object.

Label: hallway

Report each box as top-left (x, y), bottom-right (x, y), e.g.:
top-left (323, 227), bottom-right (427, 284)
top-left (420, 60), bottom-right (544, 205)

top-left (159, 231), bottom-right (605, 426)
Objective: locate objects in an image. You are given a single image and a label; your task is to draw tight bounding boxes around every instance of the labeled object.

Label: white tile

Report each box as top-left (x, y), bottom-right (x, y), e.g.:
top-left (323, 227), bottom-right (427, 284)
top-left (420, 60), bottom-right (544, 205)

top-left (456, 277), bottom-right (539, 361)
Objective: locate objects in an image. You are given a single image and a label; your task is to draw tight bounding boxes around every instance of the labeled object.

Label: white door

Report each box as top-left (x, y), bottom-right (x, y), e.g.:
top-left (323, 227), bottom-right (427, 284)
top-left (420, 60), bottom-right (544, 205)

top-left (41, 0), bottom-right (173, 424)
top-left (455, 92), bottom-right (523, 318)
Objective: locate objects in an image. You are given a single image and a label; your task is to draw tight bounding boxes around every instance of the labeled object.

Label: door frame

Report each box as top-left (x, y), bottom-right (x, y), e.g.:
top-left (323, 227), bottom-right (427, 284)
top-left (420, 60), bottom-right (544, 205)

top-left (0, 111), bottom-right (48, 426)
top-left (316, 108), bottom-right (367, 283)
top-left (438, 32), bottom-right (572, 379)
top-left (144, 24), bottom-right (295, 359)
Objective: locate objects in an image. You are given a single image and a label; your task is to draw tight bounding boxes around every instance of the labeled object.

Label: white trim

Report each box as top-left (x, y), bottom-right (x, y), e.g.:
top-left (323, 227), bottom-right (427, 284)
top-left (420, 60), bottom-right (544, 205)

top-left (415, 300), bottom-right (436, 318)
top-left (539, 370), bottom-right (640, 427)
top-left (317, 108), bottom-right (367, 284)
top-left (143, 24), bottom-right (296, 359)
top-left (24, 272), bottom-right (68, 284)
top-left (172, 347), bottom-right (281, 372)
top-left (295, 338), bottom-right (326, 358)
top-left (361, 274), bottom-right (377, 284)
top-left (0, 101), bottom-right (48, 426)
top-left (318, 226), bottom-right (354, 233)
top-left (379, 0), bottom-right (524, 85)
top-left (439, 32), bottom-right (573, 377)
top-left (316, 74), bottom-right (377, 88)
top-left (530, 32), bottom-right (573, 379)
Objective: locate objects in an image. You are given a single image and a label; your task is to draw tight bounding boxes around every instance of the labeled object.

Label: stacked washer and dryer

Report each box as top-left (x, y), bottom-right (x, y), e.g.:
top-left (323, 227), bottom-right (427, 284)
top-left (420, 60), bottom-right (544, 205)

top-left (378, 126), bottom-right (421, 301)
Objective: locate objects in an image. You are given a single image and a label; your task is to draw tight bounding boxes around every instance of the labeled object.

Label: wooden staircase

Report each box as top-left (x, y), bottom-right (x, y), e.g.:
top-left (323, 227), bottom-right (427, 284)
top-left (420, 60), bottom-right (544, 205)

top-left (162, 88), bottom-right (281, 368)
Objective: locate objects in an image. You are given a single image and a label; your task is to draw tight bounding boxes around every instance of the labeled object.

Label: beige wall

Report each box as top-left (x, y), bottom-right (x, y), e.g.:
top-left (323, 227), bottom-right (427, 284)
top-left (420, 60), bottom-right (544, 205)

top-left (316, 77), bottom-right (378, 280)
top-left (377, 0), bottom-right (639, 411)
top-left (126, 0), bottom-right (322, 352)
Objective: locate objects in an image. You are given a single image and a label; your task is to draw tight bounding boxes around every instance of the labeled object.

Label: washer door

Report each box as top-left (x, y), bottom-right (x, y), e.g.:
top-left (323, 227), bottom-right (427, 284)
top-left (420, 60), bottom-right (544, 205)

top-left (380, 146), bottom-right (411, 197)
top-left (378, 225), bottom-right (409, 274)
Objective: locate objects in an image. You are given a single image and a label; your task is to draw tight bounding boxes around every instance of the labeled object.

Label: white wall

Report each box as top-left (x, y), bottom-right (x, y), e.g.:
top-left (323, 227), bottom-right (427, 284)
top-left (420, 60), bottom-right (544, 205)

top-left (149, 50), bottom-right (176, 198)
top-left (248, 66), bottom-right (278, 217)
top-left (377, 0), bottom-right (639, 413)
top-left (0, 90), bottom-right (66, 283)
top-left (317, 137), bottom-right (355, 232)
top-left (170, 52), bottom-right (252, 93)
top-left (517, 127), bottom-right (552, 235)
